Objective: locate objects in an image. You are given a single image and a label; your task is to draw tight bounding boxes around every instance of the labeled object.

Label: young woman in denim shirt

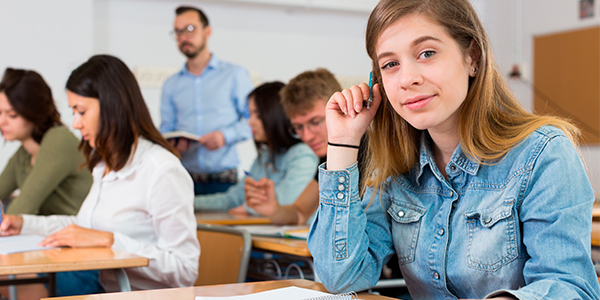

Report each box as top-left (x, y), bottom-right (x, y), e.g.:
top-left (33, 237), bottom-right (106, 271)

top-left (308, 0), bottom-right (600, 299)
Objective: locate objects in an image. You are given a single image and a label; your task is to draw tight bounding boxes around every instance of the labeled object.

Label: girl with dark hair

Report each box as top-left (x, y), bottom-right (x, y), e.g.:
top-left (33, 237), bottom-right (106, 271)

top-left (194, 81), bottom-right (318, 214)
top-left (308, 0), bottom-right (600, 299)
top-left (0, 68), bottom-right (91, 216)
top-left (0, 55), bottom-right (199, 296)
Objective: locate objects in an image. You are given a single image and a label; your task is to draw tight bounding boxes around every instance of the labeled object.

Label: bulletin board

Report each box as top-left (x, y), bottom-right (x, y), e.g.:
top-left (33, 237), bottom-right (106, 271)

top-left (534, 26), bottom-right (600, 144)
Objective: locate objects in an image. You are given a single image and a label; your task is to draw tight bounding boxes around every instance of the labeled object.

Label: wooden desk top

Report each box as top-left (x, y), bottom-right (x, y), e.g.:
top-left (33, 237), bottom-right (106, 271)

top-left (196, 212), bottom-right (271, 226)
top-left (0, 247), bottom-right (148, 275)
top-left (42, 279), bottom-right (396, 300)
top-left (252, 236), bottom-right (311, 257)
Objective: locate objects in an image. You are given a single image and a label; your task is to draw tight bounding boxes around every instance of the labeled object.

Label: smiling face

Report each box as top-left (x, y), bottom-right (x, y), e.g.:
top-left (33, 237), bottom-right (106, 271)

top-left (67, 90), bottom-right (100, 148)
top-left (376, 14), bottom-right (475, 136)
top-left (0, 92), bottom-right (34, 142)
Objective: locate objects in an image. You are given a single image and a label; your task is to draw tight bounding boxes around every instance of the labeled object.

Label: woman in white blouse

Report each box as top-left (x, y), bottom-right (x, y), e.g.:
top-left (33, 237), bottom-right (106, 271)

top-left (0, 55), bottom-right (199, 296)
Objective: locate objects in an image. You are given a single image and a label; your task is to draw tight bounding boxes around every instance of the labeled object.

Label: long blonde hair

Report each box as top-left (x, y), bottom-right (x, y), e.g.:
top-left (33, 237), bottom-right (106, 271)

top-left (364, 0), bottom-right (579, 192)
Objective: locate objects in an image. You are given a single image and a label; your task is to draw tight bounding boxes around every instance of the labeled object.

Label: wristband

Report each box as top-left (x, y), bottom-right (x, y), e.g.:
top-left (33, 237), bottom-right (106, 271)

top-left (327, 142), bottom-right (360, 149)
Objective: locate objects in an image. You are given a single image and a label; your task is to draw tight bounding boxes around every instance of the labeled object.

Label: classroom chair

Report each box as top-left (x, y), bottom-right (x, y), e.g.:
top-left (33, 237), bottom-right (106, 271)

top-left (195, 224), bottom-right (252, 286)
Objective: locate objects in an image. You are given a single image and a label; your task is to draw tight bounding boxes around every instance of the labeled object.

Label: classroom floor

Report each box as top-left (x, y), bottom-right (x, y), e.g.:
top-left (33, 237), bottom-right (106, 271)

top-left (0, 275), bottom-right (48, 300)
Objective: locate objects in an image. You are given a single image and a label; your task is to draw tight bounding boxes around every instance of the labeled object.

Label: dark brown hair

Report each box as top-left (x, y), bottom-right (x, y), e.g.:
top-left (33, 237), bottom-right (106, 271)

top-left (280, 68), bottom-right (342, 118)
top-left (66, 55), bottom-right (179, 172)
top-left (0, 68), bottom-right (63, 143)
top-left (250, 81), bottom-right (298, 170)
top-left (176, 6), bottom-right (209, 27)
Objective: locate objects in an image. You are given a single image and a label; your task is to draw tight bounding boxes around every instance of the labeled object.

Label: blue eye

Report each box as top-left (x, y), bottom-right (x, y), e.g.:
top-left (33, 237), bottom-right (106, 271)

top-left (381, 61), bottom-right (399, 70)
top-left (419, 50), bottom-right (435, 59)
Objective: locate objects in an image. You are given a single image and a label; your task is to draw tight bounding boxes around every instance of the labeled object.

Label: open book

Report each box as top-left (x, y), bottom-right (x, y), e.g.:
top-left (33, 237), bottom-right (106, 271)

top-left (195, 286), bottom-right (357, 300)
top-left (163, 130), bottom-right (201, 141)
top-left (0, 235), bottom-right (57, 254)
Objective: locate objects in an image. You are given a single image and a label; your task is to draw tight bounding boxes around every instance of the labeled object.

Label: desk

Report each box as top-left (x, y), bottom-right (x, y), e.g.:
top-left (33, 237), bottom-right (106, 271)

top-left (41, 279), bottom-right (397, 300)
top-left (593, 203), bottom-right (600, 221)
top-left (196, 212), bottom-right (271, 225)
top-left (0, 247), bottom-right (148, 297)
top-left (252, 236), bottom-right (311, 257)
top-left (592, 222), bottom-right (600, 247)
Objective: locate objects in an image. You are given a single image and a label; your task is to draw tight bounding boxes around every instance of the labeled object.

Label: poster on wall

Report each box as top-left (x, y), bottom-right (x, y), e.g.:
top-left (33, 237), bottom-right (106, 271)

top-left (580, 0), bottom-right (595, 19)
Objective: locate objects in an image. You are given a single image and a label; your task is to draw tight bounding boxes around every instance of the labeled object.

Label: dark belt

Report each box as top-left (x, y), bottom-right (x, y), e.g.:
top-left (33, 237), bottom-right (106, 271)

top-left (190, 169), bottom-right (238, 184)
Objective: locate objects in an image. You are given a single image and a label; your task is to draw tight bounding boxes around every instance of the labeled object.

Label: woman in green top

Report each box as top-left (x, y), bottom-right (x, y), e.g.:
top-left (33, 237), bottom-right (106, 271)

top-left (0, 68), bottom-right (92, 215)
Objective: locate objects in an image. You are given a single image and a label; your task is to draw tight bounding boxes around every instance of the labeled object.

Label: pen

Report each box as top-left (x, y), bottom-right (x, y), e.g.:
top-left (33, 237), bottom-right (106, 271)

top-left (244, 170), bottom-right (253, 177)
top-left (363, 71), bottom-right (373, 110)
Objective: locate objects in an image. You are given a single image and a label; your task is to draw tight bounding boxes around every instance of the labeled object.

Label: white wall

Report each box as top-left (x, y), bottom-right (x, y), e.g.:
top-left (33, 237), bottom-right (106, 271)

top-left (0, 0), bottom-right (93, 170)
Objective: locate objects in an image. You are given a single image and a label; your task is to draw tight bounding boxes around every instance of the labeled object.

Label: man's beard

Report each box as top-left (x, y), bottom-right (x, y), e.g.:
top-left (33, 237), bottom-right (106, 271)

top-left (180, 42), bottom-right (206, 59)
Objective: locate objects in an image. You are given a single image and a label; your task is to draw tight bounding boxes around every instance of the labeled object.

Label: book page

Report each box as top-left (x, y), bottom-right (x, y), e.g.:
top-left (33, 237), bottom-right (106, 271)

top-left (163, 130), bottom-right (201, 141)
top-left (0, 235), bottom-right (57, 255)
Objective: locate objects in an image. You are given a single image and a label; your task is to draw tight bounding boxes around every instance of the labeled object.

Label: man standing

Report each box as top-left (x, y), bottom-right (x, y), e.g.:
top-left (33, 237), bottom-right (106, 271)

top-left (161, 6), bottom-right (253, 195)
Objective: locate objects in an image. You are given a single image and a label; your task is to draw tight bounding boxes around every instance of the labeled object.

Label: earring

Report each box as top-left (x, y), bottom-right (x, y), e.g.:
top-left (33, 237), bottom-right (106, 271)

top-left (473, 67), bottom-right (477, 75)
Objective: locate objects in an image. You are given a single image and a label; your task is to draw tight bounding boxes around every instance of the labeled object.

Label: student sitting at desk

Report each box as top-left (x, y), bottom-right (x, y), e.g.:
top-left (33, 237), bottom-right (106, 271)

top-left (244, 69), bottom-right (352, 225)
top-left (0, 55), bottom-right (200, 296)
top-left (194, 82), bottom-right (317, 214)
top-left (308, 0), bottom-right (600, 298)
top-left (0, 68), bottom-right (92, 216)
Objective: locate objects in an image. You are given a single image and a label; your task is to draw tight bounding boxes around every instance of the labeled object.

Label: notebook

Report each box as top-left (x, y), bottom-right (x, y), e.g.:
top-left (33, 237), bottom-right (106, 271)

top-left (195, 286), bottom-right (358, 300)
top-left (233, 225), bottom-right (309, 239)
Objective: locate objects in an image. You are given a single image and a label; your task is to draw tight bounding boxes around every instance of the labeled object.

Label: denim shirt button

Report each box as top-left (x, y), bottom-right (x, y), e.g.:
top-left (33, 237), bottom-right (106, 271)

top-left (484, 216), bottom-right (492, 225)
top-left (338, 176), bottom-right (346, 183)
top-left (337, 184), bottom-right (345, 191)
top-left (438, 228), bottom-right (445, 236)
top-left (450, 165), bottom-right (457, 171)
top-left (397, 211), bottom-right (405, 218)
top-left (449, 191), bottom-right (454, 197)
top-left (336, 192), bottom-right (344, 200)
top-left (433, 272), bottom-right (440, 279)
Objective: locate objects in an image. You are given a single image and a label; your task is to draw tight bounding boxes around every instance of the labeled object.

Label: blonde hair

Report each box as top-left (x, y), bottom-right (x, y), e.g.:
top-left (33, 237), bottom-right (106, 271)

top-left (280, 68), bottom-right (342, 118)
top-left (364, 0), bottom-right (579, 192)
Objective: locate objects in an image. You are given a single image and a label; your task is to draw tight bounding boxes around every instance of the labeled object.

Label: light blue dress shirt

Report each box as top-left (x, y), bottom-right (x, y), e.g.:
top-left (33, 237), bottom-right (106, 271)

top-left (160, 54), bottom-right (253, 174)
top-left (308, 126), bottom-right (600, 299)
top-left (194, 143), bottom-right (318, 213)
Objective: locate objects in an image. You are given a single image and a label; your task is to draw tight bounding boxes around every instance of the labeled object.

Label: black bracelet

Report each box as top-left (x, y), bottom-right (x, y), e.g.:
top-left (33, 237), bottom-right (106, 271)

top-left (327, 142), bottom-right (360, 149)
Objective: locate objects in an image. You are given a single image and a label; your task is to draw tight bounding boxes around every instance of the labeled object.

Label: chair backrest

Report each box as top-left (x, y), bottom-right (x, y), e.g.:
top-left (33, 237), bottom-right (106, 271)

top-left (195, 223), bottom-right (252, 286)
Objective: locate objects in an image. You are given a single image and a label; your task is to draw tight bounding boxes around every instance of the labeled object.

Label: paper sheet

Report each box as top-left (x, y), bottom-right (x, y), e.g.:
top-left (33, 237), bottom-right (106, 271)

top-left (195, 286), bottom-right (354, 300)
top-left (0, 235), bottom-right (56, 255)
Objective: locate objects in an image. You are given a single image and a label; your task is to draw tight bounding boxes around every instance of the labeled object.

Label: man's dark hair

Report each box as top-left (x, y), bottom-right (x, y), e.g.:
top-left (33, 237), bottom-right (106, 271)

top-left (176, 6), bottom-right (209, 27)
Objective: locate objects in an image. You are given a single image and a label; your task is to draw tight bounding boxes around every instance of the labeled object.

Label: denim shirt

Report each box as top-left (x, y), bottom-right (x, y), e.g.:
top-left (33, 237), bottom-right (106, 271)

top-left (308, 126), bottom-right (600, 299)
top-left (194, 142), bottom-right (318, 213)
top-left (160, 54), bottom-right (254, 174)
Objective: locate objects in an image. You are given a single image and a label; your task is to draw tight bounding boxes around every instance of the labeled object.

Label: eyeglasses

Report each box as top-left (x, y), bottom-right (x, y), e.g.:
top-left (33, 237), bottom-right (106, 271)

top-left (170, 25), bottom-right (196, 38)
top-left (288, 117), bottom-right (325, 139)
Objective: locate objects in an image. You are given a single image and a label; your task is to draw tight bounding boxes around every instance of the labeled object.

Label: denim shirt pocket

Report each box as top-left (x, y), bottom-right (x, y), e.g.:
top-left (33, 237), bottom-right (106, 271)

top-left (387, 201), bottom-right (426, 264)
top-left (464, 198), bottom-right (518, 271)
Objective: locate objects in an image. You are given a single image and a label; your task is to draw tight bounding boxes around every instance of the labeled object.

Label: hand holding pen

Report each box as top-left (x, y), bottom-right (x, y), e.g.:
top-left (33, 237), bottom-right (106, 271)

top-left (326, 73), bottom-right (382, 147)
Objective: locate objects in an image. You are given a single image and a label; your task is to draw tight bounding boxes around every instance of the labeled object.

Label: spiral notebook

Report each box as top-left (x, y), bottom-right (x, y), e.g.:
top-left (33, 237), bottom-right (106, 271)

top-left (194, 286), bottom-right (358, 300)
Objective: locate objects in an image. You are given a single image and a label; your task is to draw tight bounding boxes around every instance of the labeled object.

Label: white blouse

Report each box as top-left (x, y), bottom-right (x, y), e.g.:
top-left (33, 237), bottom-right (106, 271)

top-left (21, 138), bottom-right (199, 291)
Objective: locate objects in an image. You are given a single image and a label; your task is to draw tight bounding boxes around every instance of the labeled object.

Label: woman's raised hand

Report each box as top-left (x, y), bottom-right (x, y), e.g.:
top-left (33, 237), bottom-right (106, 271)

top-left (326, 82), bottom-right (382, 146)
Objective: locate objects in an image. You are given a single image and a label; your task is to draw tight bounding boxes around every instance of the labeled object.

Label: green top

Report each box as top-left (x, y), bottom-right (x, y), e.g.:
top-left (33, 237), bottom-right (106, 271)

top-left (0, 126), bottom-right (92, 215)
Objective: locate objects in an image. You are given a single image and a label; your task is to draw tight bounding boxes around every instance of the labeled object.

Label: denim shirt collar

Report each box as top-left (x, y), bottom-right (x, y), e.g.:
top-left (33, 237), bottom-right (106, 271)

top-left (178, 53), bottom-right (219, 77)
top-left (415, 132), bottom-right (480, 185)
